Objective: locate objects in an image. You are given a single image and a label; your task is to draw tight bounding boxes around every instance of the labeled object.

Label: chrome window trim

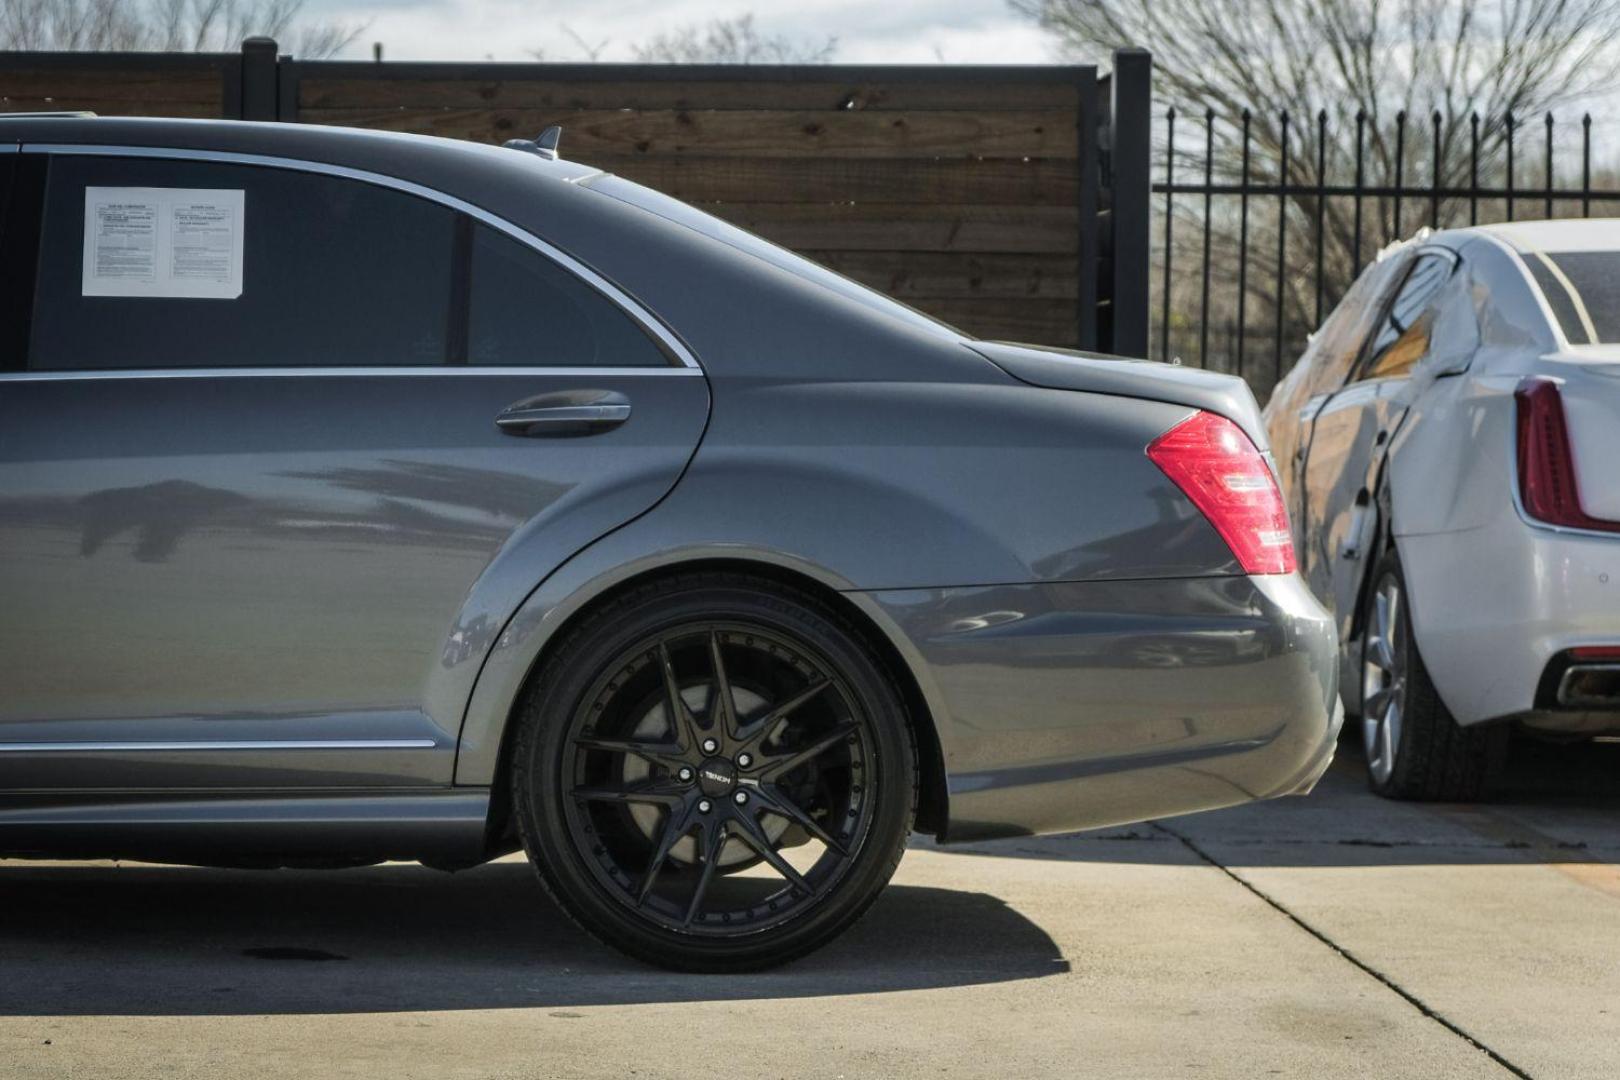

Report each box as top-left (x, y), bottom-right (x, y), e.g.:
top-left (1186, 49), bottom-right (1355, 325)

top-left (0, 739), bottom-right (439, 753)
top-left (0, 365), bottom-right (703, 382)
top-left (21, 142), bottom-right (702, 371)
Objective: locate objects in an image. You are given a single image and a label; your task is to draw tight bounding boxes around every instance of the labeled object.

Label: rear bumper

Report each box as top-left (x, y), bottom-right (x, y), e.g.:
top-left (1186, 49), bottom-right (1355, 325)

top-left (1399, 519), bottom-right (1620, 726)
top-left (853, 573), bottom-right (1340, 842)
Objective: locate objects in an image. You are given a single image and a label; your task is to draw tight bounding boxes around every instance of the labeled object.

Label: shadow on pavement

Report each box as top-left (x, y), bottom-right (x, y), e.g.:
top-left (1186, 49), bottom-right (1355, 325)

top-left (0, 862), bottom-right (1067, 1017)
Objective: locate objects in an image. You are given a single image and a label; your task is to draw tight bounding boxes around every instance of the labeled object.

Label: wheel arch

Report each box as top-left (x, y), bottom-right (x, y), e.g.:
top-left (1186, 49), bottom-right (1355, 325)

top-left (474, 556), bottom-right (951, 856)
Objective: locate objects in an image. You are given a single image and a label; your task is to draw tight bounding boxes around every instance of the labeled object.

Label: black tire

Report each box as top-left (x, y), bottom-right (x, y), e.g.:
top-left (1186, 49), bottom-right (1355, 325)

top-left (1359, 548), bottom-right (1505, 800)
top-left (509, 572), bottom-right (917, 972)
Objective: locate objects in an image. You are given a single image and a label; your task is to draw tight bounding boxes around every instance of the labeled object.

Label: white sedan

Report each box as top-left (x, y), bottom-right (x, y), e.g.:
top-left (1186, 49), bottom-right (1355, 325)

top-left (1266, 220), bottom-right (1620, 799)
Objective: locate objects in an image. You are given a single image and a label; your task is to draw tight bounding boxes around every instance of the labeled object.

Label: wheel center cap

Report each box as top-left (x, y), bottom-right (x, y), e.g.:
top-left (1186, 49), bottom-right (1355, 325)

top-left (697, 757), bottom-right (736, 797)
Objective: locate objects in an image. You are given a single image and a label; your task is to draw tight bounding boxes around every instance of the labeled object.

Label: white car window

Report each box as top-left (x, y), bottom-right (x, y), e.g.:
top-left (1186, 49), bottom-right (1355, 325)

top-left (1521, 251), bottom-right (1620, 345)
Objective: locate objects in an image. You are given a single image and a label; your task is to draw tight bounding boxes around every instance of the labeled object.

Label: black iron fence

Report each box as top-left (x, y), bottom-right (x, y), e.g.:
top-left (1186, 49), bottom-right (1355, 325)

top-left (1153, 106), bottom-right (1620, 400)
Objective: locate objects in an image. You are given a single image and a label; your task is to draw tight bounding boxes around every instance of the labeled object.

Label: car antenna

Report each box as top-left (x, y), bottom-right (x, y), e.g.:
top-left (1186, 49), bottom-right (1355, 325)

top-left (503, 125), bottom-right (562, 161)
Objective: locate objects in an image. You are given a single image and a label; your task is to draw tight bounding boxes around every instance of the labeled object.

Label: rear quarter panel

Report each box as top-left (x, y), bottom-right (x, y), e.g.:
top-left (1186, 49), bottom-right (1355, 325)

top-left (454, 366), bottom-right (1242, 786)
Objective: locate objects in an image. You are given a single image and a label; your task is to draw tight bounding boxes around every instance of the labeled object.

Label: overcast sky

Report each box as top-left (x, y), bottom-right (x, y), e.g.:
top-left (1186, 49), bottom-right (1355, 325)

top-left (305, 0), bottom-right (1061, 63)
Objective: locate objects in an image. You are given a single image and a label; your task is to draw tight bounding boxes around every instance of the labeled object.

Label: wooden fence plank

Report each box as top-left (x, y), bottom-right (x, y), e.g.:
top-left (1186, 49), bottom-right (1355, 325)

top-left (712, 203), bottom-right (1079, 253)
top-left (573, 155), bottom-right (1079, 205)
top-left (799, 251), bottom-right (1078, 299)
top-left (0, 69), bottom-right (223, 107)
top-left (0, 98), bottom-right (220, 117)
top-left (0, 68), bottom-right (223, 102)
top-left (910, 297), bottom-right (1078, 344)
top-left (300, 107), bottom-right (1076, 159)
top-left (298, 76), bottom-right (1079, 113)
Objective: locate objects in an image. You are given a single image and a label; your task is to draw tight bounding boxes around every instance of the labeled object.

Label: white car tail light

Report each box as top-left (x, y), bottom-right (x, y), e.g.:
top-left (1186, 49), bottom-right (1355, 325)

top-left (1147, 410), bottom-right (1297, 575)
top-left (1515, 377), bottom-right (1620, 533)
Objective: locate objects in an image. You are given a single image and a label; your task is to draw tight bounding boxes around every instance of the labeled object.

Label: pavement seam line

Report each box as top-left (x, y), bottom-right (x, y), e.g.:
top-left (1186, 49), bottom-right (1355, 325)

top-left (1151, 820), bottom-right (1535, 1080)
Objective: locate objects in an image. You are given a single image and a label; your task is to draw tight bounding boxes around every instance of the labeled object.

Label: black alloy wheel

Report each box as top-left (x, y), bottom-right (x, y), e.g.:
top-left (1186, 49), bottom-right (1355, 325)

top-left (510, 574), bottom-right (916, 971)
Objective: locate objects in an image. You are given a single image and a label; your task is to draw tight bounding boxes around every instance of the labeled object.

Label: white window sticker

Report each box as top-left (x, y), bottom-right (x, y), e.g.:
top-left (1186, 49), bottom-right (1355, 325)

top-left (82, 187), bottom-right (244, 299)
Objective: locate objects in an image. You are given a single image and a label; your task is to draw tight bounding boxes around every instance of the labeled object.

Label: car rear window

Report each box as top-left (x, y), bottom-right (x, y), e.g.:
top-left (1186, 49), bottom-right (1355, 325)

top-left (1522, 251), bottom-right (1620, 345)
top-left (582, 173), bottom-right (964, 342)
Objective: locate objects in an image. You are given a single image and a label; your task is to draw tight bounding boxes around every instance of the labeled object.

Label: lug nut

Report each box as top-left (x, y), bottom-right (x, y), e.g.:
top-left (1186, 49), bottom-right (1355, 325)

top-left (736, 753), bottom-right (752, 768)
top-left (698, 799), bottom-right (712, 813)
top-left (677, 766), bottom-right (694, 782)
top-left (701, 738), bottom-right (719, 754)
top-left (733, 791), bottom-right (748, 805)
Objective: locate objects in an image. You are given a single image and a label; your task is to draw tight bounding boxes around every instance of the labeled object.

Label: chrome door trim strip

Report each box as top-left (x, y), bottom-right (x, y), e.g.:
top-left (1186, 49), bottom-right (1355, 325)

top-left (23, 142), bottom-right (703, 371)
top-left (0, 365), bottom-right (704, 383)
top-left (0, 739), bottom-right (440, 753)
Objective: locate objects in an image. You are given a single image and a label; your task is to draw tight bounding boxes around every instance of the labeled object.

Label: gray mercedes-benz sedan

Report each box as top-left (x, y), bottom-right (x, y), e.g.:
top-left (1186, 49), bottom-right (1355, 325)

top-left (0, 116), bottom-right (1340, 970)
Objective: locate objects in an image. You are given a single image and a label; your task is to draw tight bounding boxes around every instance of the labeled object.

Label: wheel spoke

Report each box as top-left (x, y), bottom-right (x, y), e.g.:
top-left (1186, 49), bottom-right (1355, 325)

top-left (1364, 685), bottom-right (1392, 717)
top-left (759, 721), bottom-right (859, 781)
top-left (658, 640), bottom-right (703, 750)
top-left (1385, 699), bottom-right (1403, 762)
top-left (755, 782), bottom-right (848, 856)
top-left (682, 820), bottom-right (728, 927)
top-left (739, 678), bottom-right (833, 751)
top-left (636, 804), bottom-right (694, 906)
top-left (707, 632), bottom-right (739, 741)
top-left (1378, 705), bottom-right (1397, 773)
top-left (732, 812), bottom-right (812, 895)
top-left (571, 778), bottom-right (684, 806)
top-left (574, 735), bottom-right (686, 772)
top-left (1371, 632), bottom-right (1396, 675)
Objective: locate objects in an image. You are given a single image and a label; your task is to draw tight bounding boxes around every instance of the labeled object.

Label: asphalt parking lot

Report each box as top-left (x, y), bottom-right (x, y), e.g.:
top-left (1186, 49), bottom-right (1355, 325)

top-left (2, 735), bottom-right (1616, 1080)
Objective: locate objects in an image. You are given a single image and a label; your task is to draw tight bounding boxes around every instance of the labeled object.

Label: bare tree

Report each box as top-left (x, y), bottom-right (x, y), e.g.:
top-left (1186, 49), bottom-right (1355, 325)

top-left (631, 14), bottom-right (835, 64)
top-left (0, 0), bottom-right (362, 57)
top-left (1014, 0), bottom-right (1620, 380)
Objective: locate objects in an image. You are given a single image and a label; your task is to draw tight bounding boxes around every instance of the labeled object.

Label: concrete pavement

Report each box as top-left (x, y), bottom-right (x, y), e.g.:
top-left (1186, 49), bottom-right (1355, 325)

top-left (2, 735), bottom-right (1616, 1079)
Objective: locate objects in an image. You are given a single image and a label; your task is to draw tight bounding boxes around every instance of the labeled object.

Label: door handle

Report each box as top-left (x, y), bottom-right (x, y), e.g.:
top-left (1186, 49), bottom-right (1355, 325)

top-left (495, 390), bottom-right (631, 437)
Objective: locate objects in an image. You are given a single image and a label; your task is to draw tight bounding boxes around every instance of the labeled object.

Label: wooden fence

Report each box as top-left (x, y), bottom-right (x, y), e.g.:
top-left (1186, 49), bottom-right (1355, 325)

top-left (0, 40), bottom-right (1152, 354)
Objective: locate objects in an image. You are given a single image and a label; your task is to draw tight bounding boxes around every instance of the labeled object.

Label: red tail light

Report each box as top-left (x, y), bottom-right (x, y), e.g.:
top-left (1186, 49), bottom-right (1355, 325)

top-left (1147, 410), bottom-right (1296, 575)
top-left (1515, 377), bottom-right (1620, 533)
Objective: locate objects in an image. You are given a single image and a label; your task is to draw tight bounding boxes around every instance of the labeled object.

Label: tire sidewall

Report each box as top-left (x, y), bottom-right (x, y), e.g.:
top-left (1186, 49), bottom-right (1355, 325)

top-left (510, 578), bottom-right (915, 970)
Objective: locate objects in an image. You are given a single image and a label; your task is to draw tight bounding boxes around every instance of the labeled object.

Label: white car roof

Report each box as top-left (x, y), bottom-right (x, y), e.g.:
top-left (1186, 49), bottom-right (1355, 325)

top-left (1471, 218), bottom-right (1620, 253)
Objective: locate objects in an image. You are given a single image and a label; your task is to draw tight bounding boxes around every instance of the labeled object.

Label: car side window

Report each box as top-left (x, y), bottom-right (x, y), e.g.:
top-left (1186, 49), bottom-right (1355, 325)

top-left (467, 221), bottom-right (669, 367)
top-left (29, 155), bottom-right (456, 370)
top-left (25, 153), bottom-right (674, 372)
top-left (1355, 252), bottom-right (1454, 382)
top-left (1296, 254), bottom-right (1411, 400)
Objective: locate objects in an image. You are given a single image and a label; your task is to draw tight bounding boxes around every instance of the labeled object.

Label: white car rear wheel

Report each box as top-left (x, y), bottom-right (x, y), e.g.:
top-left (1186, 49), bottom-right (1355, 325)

top-left (1359, 550), bottom-right (1506, 800)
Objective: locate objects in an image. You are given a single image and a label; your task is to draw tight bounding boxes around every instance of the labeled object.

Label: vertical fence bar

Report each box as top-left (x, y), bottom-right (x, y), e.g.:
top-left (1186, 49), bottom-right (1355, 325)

top-left (1109, 48), bottom-right (1153, 358)
top-left (1315, 109), bottom-right (1326, 325)
top-left (1506, 114), bottom-right (1516, 221)
top-left (1431, 110), bottom-right (1442, 227)
top-left (1274, 110), bottom-right (1289, 382)
top-left (1074, 69), bottom-right (1100, 350)
top-left (1545, 113), bottom-right (1555, 219)
top-left (1353, 110), bottom-right (1365, 274)
top-left (1161, 107), bottom-right (1175, 363)
top-left (1393, 110), bottom-right (1406, 241)
top-left (1237, 109), bottom-right (1251, 378)
top-left (1583, 114), bottom-right (1593, 218)
top-left (1199, 109), bottom-right (1214, 369)
top-left (1469, 113), bottom-right (1480, 226)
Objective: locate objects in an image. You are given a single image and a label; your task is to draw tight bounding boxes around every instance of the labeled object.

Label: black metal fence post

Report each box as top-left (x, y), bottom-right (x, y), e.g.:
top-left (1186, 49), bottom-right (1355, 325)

top-left (240, 37), bottom-right (279, 121)
top-left (1108, 48), bottom-right (1153, 358)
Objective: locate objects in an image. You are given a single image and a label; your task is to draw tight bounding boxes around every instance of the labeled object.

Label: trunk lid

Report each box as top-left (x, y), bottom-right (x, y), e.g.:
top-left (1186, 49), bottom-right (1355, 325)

top-left (969, 341), bottom-right (1271, 450)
